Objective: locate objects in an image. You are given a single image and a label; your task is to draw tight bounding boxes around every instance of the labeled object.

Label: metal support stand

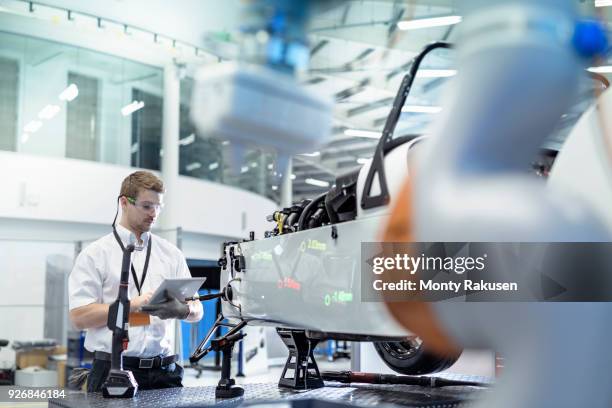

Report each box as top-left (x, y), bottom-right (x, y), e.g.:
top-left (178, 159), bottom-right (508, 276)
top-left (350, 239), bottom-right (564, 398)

top-left (190, 315), bottom-right (247, 398)
top-left (214, 332), bottom-right (245, 398)
top-left (277, 329), bottom-right (324, 389)
top-left (192, 299), bottom-right (223, 378)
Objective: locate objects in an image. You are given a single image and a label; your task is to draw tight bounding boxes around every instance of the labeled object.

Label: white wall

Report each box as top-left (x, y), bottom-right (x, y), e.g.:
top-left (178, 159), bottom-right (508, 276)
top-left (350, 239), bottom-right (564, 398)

top-left (0, 151), bottom-right (276, 238)
top-left (181, 231), bottom-right (232, 261)
top-left (0, 240), bottom-right (75, 365)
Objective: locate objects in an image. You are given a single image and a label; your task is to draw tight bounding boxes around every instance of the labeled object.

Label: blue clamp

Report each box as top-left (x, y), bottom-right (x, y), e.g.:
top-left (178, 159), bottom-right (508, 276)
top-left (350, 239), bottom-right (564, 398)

top-left (572, 20), bottom-right (609, 58)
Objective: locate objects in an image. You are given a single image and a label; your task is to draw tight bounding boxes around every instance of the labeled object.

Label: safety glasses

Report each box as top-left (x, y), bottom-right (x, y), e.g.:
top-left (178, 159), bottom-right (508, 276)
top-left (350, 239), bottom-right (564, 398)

top-left (126, 196), bottom-right (164, 212)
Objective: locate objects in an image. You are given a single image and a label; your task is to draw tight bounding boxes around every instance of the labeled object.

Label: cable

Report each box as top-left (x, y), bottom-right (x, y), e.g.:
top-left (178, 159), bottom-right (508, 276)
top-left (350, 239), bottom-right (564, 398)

top-left (297, 192), bottom-right (328, 231)
top-left (225, 278), bottom-right (242, 311)
top-left (321, 370), bottom-right (489, 388)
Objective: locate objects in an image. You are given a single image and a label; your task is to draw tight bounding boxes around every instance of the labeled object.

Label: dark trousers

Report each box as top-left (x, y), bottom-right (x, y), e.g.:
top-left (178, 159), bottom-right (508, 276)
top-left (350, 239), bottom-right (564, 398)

top-left (87, 358), bottom-right (184, 393)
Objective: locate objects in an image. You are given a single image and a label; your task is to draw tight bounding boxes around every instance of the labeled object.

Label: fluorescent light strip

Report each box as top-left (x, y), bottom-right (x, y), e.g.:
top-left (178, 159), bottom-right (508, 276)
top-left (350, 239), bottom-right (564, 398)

top-left (24, 120), bottom-right (42, 133)
top-left (301, 151), bottom-right (320, 157)
top-left (179, 133), bottom-right (195, 146)
top-left (587, 66), bottom-right (612, 74)
top-left (185, 162), bottom-right (201, 171)
top-left (305, 178), bottom-right (330, 188)
top-left (59, 84), bottom-right (78, 101)
top-left (121, 101), bottom-right (145, 116)
top-left (38, 104), bottom-right (60, 120)
top-left (402, 105), bottom-right (443, 114)
top-left (397, 15), bottom-right (462, 31)
top-left (356, 158), bottom-right (370, 165)
top-left (344, 129), bottom-right (381, 139)
top-left (595, 0), bottom-right (612, 7)
top-left (208, 162), bottom-right (219, 170)
top-left (416, 69), bottom-right (457, 78)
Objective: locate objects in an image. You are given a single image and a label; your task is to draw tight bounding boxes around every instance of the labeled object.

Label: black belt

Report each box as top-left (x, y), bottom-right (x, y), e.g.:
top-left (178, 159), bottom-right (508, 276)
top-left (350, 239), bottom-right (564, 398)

top-left (94, 351), bottom-right (177, 369)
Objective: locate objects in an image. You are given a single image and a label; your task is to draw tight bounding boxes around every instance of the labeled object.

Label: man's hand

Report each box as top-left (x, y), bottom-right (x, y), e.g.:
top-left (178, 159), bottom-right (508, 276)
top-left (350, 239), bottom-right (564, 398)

top-left (141, 290), bottom-right (190, 320)
top-left (130, 291), bottom-right (153, 312)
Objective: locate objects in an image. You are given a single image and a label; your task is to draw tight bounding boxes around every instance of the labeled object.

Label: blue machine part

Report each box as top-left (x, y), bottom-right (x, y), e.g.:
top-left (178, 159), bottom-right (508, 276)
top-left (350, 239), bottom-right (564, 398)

top-left (573, 19), bottom-right (609, 58)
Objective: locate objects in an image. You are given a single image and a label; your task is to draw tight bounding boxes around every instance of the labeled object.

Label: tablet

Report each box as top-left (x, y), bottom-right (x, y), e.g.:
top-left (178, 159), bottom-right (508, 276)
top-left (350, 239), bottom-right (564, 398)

top-left (149, 277), bottom-right (207, 304)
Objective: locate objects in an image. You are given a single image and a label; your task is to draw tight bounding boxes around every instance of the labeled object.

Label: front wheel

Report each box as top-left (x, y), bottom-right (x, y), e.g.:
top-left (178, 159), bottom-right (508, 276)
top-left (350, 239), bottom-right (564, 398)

top-left (373, 338), bottom-right (459, 375)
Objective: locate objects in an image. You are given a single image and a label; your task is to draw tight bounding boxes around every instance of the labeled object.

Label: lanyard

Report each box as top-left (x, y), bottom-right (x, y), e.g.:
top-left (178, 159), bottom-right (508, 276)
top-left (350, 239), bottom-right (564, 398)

top-left (112, 227), bottom-right (152, 296)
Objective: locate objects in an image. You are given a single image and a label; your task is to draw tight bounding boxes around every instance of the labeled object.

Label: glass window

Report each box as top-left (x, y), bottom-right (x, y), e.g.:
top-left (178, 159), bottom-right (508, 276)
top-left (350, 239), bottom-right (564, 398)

top-left (0, 32), bottom-right (163, 169)
top-left (0, 30), bottom-right (278, 201)
top-left (65, 72), bottom-right (99, 161)
top-left (0, 56), bottom-right (18, 151)
top-left (179, 75), bottom-right (280, 202)
top-left (131, 88), bottom-right (162, 170)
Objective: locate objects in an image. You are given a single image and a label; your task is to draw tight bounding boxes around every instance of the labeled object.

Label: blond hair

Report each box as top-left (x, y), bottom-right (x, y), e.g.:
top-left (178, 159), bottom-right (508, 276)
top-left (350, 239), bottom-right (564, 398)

top-left (119, 171), bottom-right (164, 198)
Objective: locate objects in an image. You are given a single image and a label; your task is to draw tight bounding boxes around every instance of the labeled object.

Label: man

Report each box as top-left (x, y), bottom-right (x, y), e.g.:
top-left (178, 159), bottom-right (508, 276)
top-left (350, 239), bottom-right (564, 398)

top-left (69, 171), bottom-right (203, 392)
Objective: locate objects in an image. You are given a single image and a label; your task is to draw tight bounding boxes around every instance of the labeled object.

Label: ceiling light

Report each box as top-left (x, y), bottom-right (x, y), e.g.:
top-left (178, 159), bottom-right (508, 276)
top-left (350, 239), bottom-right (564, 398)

top-left (267, 163), bottom-right (273, 170)
top-left (241, 166), bottom-right (249, 173)
top-left (305, 178), bottom-right (330, 188)
top-left (208, 162), bottom-right (219, 170)
top-left (397, 15), bottom-right (462, 30)
top-left (595, 0), bottom-right (612, 7)
top-left (185, 162), bottom-right (201, 171)
top-left (251, 162), bottom-right (258, 168)
top-left (121, 101), bottom-right (145, 116)
top-left (587, 66), bottom-right (612, 74)
top-left (291, 174), bottom-right (296, 180)
top-left (222, 140), bottom-right (229, 146)
top-left (24, 120), bottom-right (42, 133)
top-left (179, 133), bottom-right (195, 146)
top-left (271, 185), bottom-right (278, 191)
top-left (38, 104), bottom-right (60, 120)
top-left (357, 158), bottom-right (370, 165)
top-left (344, 129), bottom-right (381, 139)
top-left (415, 69), bottom-right (457, 78)
top-left (301, 151), bottom-right (320, 157)
top-left (59, 84), bottom-right (78, 101)
top-left (401, 105), bottom-right (443, 114)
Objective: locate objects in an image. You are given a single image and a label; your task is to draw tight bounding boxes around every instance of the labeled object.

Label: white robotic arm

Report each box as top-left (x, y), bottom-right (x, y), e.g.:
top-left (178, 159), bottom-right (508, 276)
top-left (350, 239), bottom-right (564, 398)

top-left (407, 2), bottom-right (612, 407)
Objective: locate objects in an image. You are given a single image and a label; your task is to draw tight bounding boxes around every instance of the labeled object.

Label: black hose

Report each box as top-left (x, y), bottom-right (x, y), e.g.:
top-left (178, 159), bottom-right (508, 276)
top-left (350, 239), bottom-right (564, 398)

top-left (297, 192), bottom-right (327, 231)
top-left (325, 190), bottom-right (339, 224)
